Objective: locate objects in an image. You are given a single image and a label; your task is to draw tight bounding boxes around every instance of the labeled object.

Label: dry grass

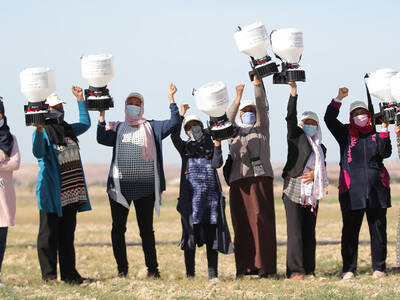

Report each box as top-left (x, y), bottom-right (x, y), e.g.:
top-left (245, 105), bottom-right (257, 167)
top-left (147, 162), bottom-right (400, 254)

top-left (1, 186), bottom-right (400, 299)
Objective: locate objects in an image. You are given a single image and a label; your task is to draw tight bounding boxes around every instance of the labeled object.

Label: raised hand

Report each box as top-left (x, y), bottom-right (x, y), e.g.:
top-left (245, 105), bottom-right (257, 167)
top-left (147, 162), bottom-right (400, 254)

top-left (72, 86), bottom-right (84, 101)
top-left (337, 88), bottom-right (349, 101)
top-left (235, 84), bottom-right (245, 104)
top-left (253, 75), bottom-right (262, 86)
top-left (168, 83), bottom-right (177, 103)
top-left (288, 82), bottom-right (297, 96)
top-left (180, 104), bottom-right (190, 117)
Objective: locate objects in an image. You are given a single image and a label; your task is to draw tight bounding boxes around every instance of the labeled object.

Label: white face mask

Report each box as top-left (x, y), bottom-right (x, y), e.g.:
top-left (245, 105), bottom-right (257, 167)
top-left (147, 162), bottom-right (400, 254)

top-left (0, 119), bottom-right (4, 128)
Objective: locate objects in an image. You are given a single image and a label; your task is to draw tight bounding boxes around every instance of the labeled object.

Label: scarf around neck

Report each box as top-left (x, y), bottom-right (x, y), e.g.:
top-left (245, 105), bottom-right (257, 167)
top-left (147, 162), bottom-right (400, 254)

top-left (348, 110), bottom-right (374, 140)
top-left (0, 99), bottom-right (14, 156)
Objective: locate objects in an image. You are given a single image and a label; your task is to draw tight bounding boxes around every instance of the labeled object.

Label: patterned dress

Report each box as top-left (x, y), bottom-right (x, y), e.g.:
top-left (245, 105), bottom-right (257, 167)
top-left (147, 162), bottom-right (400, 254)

top-left (116, 123), bottom-right (155, 202)
top-left (57, 137), bottom-right (87, 207)
top-left (187, 157), bottom-right (219, 225)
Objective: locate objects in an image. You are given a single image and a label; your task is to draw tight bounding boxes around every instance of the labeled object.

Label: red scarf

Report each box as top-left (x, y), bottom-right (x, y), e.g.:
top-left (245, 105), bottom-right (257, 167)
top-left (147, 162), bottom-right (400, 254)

top-left (348, 111), bottom-right (374, 140)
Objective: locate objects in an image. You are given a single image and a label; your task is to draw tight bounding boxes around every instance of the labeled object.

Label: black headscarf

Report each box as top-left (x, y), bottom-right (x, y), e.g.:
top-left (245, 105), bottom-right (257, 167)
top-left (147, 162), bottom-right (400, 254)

top-left (44, 109), bottom-right (78, 145)
top-left (0, 99), bottom-right (14, 157)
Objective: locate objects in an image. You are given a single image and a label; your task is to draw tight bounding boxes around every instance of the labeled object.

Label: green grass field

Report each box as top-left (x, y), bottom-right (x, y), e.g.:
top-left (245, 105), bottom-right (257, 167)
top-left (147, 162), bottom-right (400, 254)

top-left (1, 188), bottom-right (400, 299)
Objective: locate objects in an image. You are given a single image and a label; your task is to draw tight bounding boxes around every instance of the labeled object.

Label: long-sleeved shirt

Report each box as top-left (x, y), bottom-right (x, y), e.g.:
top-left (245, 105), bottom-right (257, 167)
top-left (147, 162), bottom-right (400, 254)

top-left (227, 83), bottom-right (273, 184)
top-left (324, 99), bottom-right (392, 211)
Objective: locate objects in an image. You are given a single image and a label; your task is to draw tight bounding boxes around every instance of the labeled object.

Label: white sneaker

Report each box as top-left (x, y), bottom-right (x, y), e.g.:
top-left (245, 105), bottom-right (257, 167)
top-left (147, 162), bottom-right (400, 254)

top-left (0, 281), bottom-right (3, 287)
top-left (372, 270), bottom-right (386, 278)
top-left (342, 272), bottom-right (354, 280)
top-left (209, 277), bottom-right (219, 283)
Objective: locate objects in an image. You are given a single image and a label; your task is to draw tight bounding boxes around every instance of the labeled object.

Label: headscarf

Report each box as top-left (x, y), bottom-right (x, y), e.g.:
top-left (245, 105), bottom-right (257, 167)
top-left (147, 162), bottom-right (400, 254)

top-left (107, 98), bottom-right (154, 161)
top-left (298, 121), bottom-right (329, 209)
top-left (44, 108), bottom-right (78, 145)
top-left (348, 109), bottom-right (374, 140)
top-left (0, 99), bottom-right (14, 156)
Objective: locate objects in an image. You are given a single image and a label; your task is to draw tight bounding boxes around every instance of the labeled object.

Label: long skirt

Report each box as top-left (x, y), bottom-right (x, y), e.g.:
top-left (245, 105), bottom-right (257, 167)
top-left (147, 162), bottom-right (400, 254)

top-left (229, 176), bottom-right (277, 275)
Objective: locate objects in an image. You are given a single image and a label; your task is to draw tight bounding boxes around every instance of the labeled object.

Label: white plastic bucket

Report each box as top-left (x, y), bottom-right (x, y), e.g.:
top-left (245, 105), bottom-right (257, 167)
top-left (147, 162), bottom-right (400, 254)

top-left (270, 28), bottom-right (303, 64)
top-left (234, 22), bottom-right (269, 59)
top-left (367, 68), bottom-right (398, 102)
top-left (20, 67), bottom-right (56, 103)
top-left (194, 82), bottom-right (229, 118)
top-left (81, 54), bottom-right (114, 88)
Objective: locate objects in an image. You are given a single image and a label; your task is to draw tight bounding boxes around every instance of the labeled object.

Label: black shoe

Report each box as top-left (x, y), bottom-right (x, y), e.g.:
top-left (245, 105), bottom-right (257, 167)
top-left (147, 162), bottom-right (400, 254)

top-left (64, 277), bottom-right (94, 285)
top-left (147, 270), bottom-right (161, 279)
top-left (43, 276), bottom-right (57, 283)
top-left (118, 271), bottom-right (128, 278)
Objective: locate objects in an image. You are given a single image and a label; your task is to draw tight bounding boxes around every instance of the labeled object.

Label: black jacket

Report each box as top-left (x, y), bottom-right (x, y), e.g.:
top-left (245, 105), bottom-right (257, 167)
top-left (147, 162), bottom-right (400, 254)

top-left (282, 95), bottom-right (326, 179)
top-left (324, 100), bottom-right (391, 211)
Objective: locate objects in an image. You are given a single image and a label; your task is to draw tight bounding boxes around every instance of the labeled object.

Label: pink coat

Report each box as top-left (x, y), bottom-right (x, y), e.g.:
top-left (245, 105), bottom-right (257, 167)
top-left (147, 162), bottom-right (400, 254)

top-left (0, 136), bottom-right (20, 227)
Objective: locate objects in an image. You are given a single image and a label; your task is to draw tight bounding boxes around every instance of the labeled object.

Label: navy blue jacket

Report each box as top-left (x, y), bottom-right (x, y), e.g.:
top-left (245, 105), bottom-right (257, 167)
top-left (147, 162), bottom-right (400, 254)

top-left (324, 100), bottom-right (392, 211)
top-left (97, 103), bottom-right (180, 195)
top-left (171, 116), bottom-right (233, 254)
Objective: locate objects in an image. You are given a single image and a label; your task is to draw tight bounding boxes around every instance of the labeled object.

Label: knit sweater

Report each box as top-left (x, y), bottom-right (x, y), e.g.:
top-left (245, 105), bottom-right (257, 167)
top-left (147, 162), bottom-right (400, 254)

top-left (227, 83), bottom-right (273, 184)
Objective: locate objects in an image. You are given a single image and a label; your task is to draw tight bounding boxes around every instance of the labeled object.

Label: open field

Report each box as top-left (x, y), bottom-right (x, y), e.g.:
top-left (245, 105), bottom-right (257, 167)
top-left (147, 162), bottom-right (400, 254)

top-left (1, 186), bottom-right (400, 299)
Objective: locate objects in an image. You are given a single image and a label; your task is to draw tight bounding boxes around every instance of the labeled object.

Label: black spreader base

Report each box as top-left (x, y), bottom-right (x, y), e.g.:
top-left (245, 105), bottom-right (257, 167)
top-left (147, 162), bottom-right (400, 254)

top-left (25, 113), bottom-right (46, 126)
top-left (249, 62), bottom-right (279, 81)
top-left (287, 69), bottom-right (306, 82)
top-left (210, 124), bottom-right (234, 141)
top-left (85, 98), bottom-right (114, 111)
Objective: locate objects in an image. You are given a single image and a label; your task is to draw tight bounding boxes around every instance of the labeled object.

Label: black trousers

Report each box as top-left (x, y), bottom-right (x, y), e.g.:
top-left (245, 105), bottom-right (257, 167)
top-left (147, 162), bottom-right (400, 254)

top-left (283, 196), bottom-right (318, 277)
top-left (37, 204), bottom-right (81, 281)
top-left (0, 227), bottom-right (8, 273)
top-left (184, 224), bottom-right (218, 279)
top-left (341, 208), bottom-right (387, 273)
top-left (109, 194), bottom-right (158, 274)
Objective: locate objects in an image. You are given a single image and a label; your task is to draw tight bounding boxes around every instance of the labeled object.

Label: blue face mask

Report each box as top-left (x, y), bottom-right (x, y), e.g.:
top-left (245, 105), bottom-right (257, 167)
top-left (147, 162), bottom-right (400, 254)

top-left (303, 125), bottom-right (317, 137)
top-left (241, 112), bottom-right (256, 125)
top-left (126, 105), bottom-right (141, 116)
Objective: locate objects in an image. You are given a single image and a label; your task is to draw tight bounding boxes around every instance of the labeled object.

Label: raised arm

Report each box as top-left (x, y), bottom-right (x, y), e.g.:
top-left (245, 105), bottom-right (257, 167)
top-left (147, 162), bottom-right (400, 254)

top-left (324, 88), bottom-right (349, 145)
top-left (377, 122), bottom-right (392, 159)
top-left (70, 86), bottom-right (91, 136)
top-left (0, 137), bottom-right (20, 172)
top-left (253, 76), bottom-right (269, 128)
top-left (97, 111), bottom-right (118, 147)
top-left (227, 84), bottom-right (244, 126)
top-left (160, 83), bottom-right (180, 139)
top-left (285, 82), bottom-right (302, 138)
top-left (171, 104), bottom-right (189, 155)
top-left (211, 140), bottom-right (223, 169)
top-left (32, 126), bottom-right (47, 159)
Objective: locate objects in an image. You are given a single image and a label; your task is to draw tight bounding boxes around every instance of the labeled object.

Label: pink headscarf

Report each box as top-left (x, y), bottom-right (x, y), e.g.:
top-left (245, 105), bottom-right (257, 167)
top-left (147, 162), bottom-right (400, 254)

top-left (106, 98), bottom-right (154, 161)
top-left (125, 102), bottom-right (154, 161)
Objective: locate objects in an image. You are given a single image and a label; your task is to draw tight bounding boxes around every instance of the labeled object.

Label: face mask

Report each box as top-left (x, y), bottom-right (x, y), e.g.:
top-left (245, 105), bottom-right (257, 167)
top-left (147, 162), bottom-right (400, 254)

top-left (189, 125), bottom-right (204, 141)
top-left (0, 119), bottom-right (4, 128)
top-left (303, 125), bottom-right (317, 137)
top-left (241, 112), bottom-right (256, 125)
top-left (126, 105), bottom-right (141, 116)
top-left (51, 108), bottom-right (64, 122)
top-left (353, 114), bottom-right (369, 127)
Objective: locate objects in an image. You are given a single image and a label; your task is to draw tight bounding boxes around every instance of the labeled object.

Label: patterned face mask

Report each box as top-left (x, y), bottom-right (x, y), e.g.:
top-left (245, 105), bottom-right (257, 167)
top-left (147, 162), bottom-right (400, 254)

top-left (353, 114), bottom-right (369, 127)
top-left (126, 105), bottom-right (141, 116)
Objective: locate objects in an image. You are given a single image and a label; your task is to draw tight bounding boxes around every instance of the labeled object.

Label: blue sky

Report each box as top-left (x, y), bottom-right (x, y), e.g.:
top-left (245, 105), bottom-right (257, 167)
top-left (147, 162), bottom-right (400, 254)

top-left (0, 0), bottom-right (399, 164)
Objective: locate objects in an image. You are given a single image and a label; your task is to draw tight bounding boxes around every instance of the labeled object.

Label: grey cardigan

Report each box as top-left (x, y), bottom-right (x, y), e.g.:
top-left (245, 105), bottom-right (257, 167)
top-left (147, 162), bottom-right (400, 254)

top-left (227, 83), bottom-right (274, 184)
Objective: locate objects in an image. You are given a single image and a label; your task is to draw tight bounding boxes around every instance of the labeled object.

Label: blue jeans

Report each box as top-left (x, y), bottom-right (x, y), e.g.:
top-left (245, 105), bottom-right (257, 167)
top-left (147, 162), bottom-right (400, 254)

top-left (0, 227), bottom-right (8, 273)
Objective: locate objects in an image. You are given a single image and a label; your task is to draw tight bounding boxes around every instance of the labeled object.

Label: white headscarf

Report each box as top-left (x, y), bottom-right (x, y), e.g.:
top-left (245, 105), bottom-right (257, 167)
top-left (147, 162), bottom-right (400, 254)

top-left (298, 121), bottom-right (329, 209)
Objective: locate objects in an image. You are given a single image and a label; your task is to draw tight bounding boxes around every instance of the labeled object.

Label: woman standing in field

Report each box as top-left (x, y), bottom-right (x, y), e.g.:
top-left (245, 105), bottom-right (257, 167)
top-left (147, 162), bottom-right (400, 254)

top-left (171, 103), bottom-right (233, 282)
top-left (33, 88), bottom-right (92, 284)
top-left (0, 98), bottom-right (20, 287)
top-left (282, 82), bottom-right (329, 279)
top-left (226, 75), bottom-right (276, 278)
top-left (324, 87), bottom-right (391, 279)
top-left (97, 84), bottom-right (180, 278)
